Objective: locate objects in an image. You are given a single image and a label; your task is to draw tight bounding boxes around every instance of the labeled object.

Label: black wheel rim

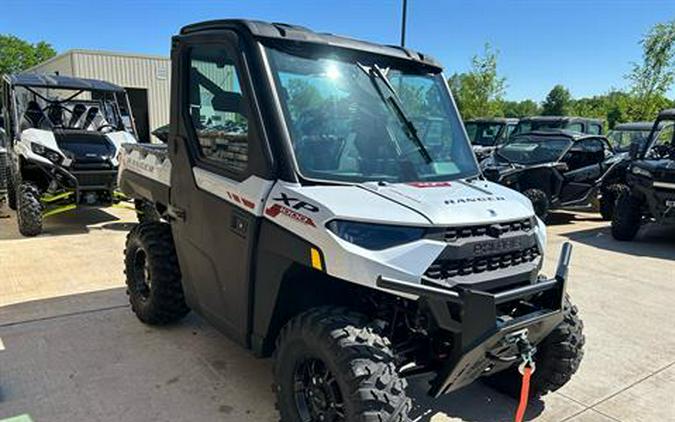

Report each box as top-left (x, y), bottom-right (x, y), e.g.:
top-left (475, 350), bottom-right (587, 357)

top-left (132, 249), bottom-right (151, 301)
top-left (293, 357), bottom-right (344, 422)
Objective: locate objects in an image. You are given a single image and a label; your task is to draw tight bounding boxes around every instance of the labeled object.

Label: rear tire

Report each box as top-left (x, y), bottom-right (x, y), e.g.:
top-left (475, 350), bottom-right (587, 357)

top-left (124, 222), bottom-right (189, 325)
top-left (17, 182), bottom-right (42, 236)
top-left (611, 191), bottom-right (642, 241)
top-left (274, 307), bottom-right (411, 422)
top-left (523, 188), bottom-right (549, 221)
top-left (484, 295), bottom-right (585, 397)
top-left (599, 184), bottom-right (628, 221)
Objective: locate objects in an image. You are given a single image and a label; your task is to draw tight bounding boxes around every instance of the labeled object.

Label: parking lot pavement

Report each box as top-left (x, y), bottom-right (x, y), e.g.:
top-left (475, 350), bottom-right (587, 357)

top-left (0, 209), bottom-right (673, 422)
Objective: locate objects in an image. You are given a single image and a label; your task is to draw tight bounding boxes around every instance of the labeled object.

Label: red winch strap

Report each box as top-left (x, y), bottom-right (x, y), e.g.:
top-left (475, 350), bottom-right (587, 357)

top-left (515, 365), bottom-right (533, 422)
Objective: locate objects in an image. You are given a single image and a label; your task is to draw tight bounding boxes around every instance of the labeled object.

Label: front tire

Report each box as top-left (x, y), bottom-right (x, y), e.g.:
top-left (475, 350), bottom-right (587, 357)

top-left (124, 222), bottom-right (189, 325)
top-left (484, 295), bottom-right (585, 397)
top-left (135, 199), bottom-right (161, 223)
top-left (611, 191), bottom-right (642, 241)
top-left (274, 307), bottom-right (411, 422)
top-left (7, 171), bottom-right (17, 210)
top-left (599, 184), bottom-right (628, 221)
top-left (523, 188), bottom-right (550, 221)
top-left (17, 182), bottom-right (42, 236)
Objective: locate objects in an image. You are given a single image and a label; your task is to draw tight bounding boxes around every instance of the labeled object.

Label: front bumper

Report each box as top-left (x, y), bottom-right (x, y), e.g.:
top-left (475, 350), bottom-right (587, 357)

top-left (27, 158), bottom-right (119, 201)
top-left (377, 242), bottom-right (572, 397)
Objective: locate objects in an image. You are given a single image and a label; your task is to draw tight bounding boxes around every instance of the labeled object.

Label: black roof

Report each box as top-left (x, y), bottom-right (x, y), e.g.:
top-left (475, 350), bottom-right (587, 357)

top-left (658, 109), bottom-right (675, 120)
top-left (512, 129), bottom-right (604, 141)
top-left (612, 121), bottom-right (656, 131)
top-left (180, 19), bottom-right (442, 72)
top-left (466, 117), bottom-right (519, 124)
top-left (3, 73), bottom-right (125, 93)
top-left (518, 116), bottom-right (604, 124)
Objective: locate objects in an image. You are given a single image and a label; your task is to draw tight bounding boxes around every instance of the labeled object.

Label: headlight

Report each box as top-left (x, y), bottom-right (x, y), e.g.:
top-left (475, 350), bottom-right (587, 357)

top-left (327, 220), bottom-right (426, 250)
top-left (631, 166), bottom-right (652, 178)
top-left (31, 143), bottom-right (63, 164)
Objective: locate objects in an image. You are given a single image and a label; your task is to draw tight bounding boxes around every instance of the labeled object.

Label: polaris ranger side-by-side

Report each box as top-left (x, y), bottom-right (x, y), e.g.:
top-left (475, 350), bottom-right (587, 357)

top-left (1, 74), bottom-right (138, 236)
top-left (118, 20), bottom-right (584, 421)
top-left (612, 109), bottom-right (675, 241)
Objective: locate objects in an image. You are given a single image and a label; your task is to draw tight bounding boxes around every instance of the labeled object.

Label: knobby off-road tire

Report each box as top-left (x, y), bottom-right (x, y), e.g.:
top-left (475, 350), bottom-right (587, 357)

top-left (17, 182), bottom-right (42, 236)
top-left (124, 222), bottom-right (189, 325)
top-left (484, 295), bottom-right (585, 398)
top-left (599, 184), bottom-right (629, 221)
top-left (7, 171), bottom-right (17, 210)
top-left (611, 191), bottom-right (642, 241)
top-left (274, 307), bottom-right (412, 422)
top-left (134, 199), bottom-right (161, 223)
top-left (523, 188), bottom-right (550, 221)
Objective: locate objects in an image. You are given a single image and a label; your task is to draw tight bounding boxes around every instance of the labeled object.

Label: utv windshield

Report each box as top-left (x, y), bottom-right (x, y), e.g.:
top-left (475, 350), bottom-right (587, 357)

top-left (265, 46), bottom-right (478, 184)
top-left (607, 129), bottom-right (651, 152)
top-left (465, 122), bottom-right (505, 146)
top-left (497, 135), bottom-right (572, 165)
top-left (12, 85), bottom-right (130, 134)
top-left (513, 120), bottom-right (565, 135)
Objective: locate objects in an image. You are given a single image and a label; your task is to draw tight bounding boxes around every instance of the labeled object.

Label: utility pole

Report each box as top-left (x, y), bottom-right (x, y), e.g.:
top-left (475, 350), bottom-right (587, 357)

top-left (400, 0), bottom-right (408, 47)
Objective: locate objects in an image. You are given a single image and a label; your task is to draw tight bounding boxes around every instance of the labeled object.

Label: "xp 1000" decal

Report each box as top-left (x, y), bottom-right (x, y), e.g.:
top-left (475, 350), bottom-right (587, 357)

top-left (265, 192), bottom-right (319, 227)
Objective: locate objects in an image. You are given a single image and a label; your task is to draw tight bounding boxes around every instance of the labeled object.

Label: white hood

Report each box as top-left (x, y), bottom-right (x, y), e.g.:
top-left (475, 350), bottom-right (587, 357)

top-left (357, 179), bottom-right (535, 225)
top-left (280, 179), bottom-right (535, 228)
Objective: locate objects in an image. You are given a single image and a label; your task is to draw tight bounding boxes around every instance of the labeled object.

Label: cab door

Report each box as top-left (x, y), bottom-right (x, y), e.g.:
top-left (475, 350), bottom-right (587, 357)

top-left (168, 32), bottom-right (274, 346)
top-left (559, 138), bottom-right (607, 204)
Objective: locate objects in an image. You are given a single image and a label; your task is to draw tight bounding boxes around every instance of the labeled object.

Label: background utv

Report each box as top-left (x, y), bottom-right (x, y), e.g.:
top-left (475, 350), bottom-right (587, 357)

top-left (1, 74), bottom-right (138, 236)
top-left (612, 109), bottom-right (675, 240)
top-left (482, 130), bottom-right (626, 220)
top-left (118, 19), bottom-right (585, 421)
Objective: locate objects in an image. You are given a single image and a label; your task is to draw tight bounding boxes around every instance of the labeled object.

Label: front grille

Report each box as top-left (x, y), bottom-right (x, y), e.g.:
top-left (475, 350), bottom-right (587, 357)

top-left (442, 218), bottom-right (533, 242)
top-left (425, 246), bottom-right (540, 279)
top-left (73, 171), bottom-right (117, 187)
top-left (424, 218), bottom-right (539, 283)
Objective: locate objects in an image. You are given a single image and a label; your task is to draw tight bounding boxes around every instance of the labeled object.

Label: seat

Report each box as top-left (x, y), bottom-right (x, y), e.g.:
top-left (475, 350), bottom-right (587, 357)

top-left (68, 104), bottom-right (87, 128)
top-left (20, 101), bottom-right (49, 131)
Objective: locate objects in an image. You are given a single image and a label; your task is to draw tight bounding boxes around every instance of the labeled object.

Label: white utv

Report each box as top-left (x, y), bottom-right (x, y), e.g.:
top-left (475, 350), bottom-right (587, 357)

top-left (118, 19), bottom-right (585, 421)
top-left (1, 74), bottom-right (138, 236)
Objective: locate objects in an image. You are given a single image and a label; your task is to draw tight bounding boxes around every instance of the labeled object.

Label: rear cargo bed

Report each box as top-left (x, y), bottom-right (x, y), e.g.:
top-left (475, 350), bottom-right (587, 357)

top-left (118, 143), bottom-right (171, 207)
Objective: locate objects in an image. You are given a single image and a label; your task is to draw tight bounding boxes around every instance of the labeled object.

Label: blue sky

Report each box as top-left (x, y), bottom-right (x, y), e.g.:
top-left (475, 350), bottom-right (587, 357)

top-left (1, 0), bottom-right (673, 101)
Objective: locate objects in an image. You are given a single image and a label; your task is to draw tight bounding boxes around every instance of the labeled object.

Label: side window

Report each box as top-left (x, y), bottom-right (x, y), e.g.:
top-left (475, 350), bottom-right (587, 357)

top-left (187, 45), bottom-right (249, 173)
top-left (566, 123), bottom-right (583, 133)
top-left (565, 138), bottom-right (605, 170)
top-left (655, 123), bottom-right (674, 147)
top-left (588, 124), bottom-right (602, 135)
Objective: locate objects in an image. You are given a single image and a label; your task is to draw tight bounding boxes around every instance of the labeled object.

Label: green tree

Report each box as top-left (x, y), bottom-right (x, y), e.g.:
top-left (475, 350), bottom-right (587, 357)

top-left (542, 85), bottom-right (572, 116)
top-left (448, 43), bottom-right (506, 119)
top-left (502, 99), bottom-right (540, 118)
top-left (0, 35), bottom-right (56, 74)
top-left (626, 19), bottom-right (675, 120)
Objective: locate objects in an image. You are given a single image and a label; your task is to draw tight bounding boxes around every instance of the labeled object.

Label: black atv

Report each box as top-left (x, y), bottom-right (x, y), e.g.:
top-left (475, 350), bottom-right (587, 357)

top-left (482, 130), bottom-right (626, 220)
top-left (612, 109), bottom-right (675, 240)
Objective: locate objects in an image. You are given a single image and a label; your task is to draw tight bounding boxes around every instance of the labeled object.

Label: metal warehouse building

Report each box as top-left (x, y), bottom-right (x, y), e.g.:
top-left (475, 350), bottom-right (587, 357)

top-left (28, 49), bottom-right (171, 142)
